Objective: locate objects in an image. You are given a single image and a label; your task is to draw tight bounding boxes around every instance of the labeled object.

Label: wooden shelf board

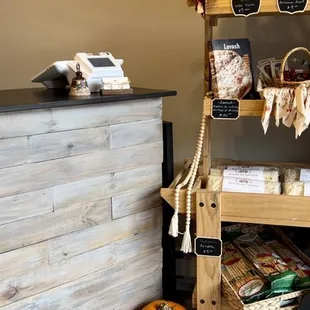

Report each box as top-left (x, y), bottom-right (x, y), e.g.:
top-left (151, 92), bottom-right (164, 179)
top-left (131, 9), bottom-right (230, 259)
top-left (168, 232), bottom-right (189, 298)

top-left (221, 192), bottom-right (310, 227)
top-left (204, 97), bottom-right (264, 117)
top-left (161, 188), bottom-right (197, 211)
top-left (161, 189), bottom-right (310, 228)
top-left (205, 0), bottom-right (310, 17)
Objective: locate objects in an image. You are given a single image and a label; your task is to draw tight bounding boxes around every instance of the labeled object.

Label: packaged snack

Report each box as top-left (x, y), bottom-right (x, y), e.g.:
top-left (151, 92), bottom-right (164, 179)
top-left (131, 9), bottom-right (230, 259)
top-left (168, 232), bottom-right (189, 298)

top-left (258, 58), bottom-right (275, 66)
top-left (258, 59), bottom-right (273, 87)
top-left (270, 59), bottom-right (288, 80)
top-left (257, 57), bottom-right (288, 88)
top-left (283, 167), bottom-right (310, 196)
top-left (284, 168), bottom-right (310, 182)
top-left (209, 38), bottom-right (254, 99)
top-left (210, 166), bottom-right (279, 181)
top-left (207, 175), bottom-right (281, 194)
top-left (283, 181), bottom-right (310, 196)
top-left (283, 181), bottom-right (304, 196)
top-left (259, 230), bottom-right (310, 289)
top-left (257, 72), bottom-right (267, 93)
top-left (233, 233), bottom-right (297, 294)
top-left (222, 240), bottom-right (270, 303)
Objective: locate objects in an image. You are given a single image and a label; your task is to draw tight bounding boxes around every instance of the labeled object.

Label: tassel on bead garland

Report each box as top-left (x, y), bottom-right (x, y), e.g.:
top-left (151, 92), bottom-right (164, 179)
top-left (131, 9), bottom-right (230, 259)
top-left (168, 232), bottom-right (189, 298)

top-left (168, 209), bottom-right (179, 238)
top-left (181, 228), bottom-right (192, 253)
top-left (169, 113), bottom-right (206, 253)
top-left (181, 142), bottom-right (202, 253)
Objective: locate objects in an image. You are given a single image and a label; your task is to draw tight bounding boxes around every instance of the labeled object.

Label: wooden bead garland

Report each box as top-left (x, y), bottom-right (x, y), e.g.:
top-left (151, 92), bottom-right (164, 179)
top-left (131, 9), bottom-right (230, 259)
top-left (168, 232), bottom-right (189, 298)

top-left (169, 113), bottom-right (206, 253)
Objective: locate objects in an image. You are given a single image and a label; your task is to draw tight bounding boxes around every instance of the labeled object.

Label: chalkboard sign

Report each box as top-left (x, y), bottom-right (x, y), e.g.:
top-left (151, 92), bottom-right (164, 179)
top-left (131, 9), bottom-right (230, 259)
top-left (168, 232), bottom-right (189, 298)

top-left (211, 99), bottom-right (240, 120)
top-left (277, 0), bottom-right (307, 14)
top-left (231, 0), bottom-right (261, 16)
top-left (195, 237), bottom-right (222, 257)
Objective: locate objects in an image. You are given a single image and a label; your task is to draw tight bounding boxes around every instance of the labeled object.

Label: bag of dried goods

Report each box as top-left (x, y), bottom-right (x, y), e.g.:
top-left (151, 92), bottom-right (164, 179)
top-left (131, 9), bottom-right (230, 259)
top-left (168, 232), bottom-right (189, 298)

top-left (210, 166), bottom-right (279, 182)
top-left (207, 175), bottom-right (281, 194)
top-left (233, 233), bottom-right (297, 294)
top-left (222, 240), bottom-right (270, 303)
top-left (259, 230), bottom-right (310, 289)
top-left (283, 168), bottom-right (310, 182)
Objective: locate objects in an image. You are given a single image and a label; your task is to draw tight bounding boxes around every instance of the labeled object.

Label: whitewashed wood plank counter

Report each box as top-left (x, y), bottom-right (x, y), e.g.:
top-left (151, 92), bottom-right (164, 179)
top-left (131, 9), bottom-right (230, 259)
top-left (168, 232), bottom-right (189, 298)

top-left (0, 87), bottom-right (176, 310)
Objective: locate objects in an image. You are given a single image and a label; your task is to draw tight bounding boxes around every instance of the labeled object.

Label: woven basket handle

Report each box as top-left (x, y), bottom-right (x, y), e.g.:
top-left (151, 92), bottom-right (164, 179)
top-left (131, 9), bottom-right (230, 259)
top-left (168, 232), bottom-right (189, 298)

top-left (279, 47), bottom-right (310, 84)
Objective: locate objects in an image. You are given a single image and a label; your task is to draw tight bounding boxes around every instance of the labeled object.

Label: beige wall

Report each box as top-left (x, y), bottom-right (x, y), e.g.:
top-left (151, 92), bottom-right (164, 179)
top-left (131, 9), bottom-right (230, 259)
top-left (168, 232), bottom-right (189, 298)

top-left (212, 16), bottom-right (310, 165)
top-left (0, 1), bottom-right (309, 172)
top-left (0, 0), bottom-right (205, 172)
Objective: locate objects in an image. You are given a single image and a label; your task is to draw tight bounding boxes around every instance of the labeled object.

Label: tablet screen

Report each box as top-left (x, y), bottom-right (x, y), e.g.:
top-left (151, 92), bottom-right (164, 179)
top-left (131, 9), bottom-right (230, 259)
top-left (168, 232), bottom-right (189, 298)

top-left (87, 58), bottom-right (115, 67)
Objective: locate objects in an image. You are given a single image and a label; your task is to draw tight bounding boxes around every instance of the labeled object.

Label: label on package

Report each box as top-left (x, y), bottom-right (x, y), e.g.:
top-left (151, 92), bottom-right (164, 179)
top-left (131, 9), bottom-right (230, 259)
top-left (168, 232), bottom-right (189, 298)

top-left (227, 165), bottom-right (265, 171)
top-left (300, 169), bottom-right (310, 182)
top-left (304, 182), bottom-right (310, 196)
top-left (224, 168), bottom-right (264, 180)
top-left (222, 177), bottom-right (265, 193)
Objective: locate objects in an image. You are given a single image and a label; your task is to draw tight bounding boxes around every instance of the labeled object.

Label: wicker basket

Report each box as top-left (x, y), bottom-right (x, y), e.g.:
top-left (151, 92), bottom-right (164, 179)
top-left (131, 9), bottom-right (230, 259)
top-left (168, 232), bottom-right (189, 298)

top-left (222, 224), bottom-right (310, 310)
top-left (275, 47), bottom-right (310, 87)
top-left (258, 47), bottom-right (310, 99)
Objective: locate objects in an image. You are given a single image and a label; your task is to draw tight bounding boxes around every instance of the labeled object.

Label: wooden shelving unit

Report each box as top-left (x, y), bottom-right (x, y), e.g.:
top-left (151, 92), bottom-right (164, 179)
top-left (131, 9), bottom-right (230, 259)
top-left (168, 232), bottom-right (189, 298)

top-left (162, 182), bottom-right (310, 227)
top-left (161, 3), bottom-right (310, 310)
top-left (161, 158), bottom-right (310, 228)
top-left (206, 0), bottom-right (310, 16)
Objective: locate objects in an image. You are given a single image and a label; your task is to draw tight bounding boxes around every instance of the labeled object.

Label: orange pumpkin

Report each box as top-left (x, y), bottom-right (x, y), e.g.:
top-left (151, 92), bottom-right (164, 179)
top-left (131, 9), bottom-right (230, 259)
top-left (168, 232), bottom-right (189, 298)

top-left (142, 300), bottom-right (186, 310)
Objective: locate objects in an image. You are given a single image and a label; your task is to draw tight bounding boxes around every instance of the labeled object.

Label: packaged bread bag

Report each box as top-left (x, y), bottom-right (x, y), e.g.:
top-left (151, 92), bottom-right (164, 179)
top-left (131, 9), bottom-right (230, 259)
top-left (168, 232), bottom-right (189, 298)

top-left (209, 38), bottom-right (254, 99)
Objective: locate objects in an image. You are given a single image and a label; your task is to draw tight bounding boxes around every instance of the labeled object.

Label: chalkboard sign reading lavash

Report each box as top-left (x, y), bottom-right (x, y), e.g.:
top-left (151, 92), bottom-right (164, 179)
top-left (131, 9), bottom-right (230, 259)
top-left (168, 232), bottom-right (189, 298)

top-left (231, 0), bottom-right (261, 16)
top-left (211, 99), bottom-right (240, 120)
top-left (277, 0), bottom-right (308, 14)
top-left (195, 237), bottom-right (222, 257)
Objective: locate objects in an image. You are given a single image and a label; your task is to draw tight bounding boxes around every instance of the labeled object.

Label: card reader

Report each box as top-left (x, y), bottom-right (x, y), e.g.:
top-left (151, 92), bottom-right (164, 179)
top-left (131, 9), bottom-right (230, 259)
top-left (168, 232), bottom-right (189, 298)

top-left (31, 52), bottom-right (125, 93)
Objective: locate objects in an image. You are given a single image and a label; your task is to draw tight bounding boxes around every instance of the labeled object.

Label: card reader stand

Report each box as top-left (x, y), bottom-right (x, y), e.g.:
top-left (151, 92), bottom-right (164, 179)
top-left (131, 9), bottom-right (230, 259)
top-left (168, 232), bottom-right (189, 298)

top-left (32, 52), bottom-right (126, 93)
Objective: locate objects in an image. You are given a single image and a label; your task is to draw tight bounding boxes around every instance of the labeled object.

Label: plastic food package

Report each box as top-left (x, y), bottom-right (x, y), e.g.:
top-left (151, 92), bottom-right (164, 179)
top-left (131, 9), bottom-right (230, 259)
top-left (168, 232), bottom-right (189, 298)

top-left (233, 233), bottom-right (297, 295)
top-left (222, 241), bottom-right (270, 303)
top-left (207, 175), bottom-right (281, 194)
top-left (283, 181), bottom-right (310, 196)
top-left (283, 168), bottom-right (310, 182)
top-left (210, 166), bottom-right (279, 182)
top-left (264, 239), bottom-right (310, 289)
top-left (283, 167), bottom-right (310, 196)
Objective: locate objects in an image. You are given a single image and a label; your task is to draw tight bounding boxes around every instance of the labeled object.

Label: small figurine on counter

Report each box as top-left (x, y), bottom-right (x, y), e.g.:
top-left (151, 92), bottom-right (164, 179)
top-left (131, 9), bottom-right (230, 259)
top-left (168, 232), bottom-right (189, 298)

top-left (69, 63), bottom-right (90, 96)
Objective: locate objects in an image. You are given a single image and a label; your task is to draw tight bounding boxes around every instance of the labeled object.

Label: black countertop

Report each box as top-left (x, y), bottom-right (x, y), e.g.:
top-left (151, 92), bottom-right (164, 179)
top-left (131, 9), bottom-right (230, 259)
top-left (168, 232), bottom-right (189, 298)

top-left (0, 87), bottom-right (177, 113)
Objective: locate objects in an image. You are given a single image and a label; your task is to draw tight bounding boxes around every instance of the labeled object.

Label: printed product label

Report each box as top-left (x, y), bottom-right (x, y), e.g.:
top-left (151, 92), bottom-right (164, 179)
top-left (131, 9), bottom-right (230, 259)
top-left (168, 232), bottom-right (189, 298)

top-left (224, 168), bottom-right (264, 180)
top-left (238, 279), bottom-right (265, 298)
top-left (300, 169), bottom-right (310, 182)
top-left (227, 166), bottom-right (265, 171)
top-left (222, 177), bottom-right (265, 194)
top-left (304, 182), bottom-right (310, 196)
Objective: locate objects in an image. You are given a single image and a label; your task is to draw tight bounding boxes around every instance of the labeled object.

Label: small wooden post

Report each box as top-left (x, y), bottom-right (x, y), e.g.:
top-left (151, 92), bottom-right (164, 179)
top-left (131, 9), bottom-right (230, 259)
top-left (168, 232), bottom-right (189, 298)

top-left (196, 190), bottom-right (221, 310)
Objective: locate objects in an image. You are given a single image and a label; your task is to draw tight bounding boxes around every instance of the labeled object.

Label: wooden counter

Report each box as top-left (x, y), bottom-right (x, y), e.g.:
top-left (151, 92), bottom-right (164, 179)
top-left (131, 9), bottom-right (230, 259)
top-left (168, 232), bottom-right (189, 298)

top-left (0, 87), bottom-right (176, 309)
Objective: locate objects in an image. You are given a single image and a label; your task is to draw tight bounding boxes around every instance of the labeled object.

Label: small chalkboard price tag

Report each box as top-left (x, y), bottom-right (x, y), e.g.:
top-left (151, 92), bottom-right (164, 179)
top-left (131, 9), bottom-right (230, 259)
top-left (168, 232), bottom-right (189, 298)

top-left (231, 0), bottom-right (261, 16)
top-left (211, 99), bottom-right (240, 120)
top-left (194, 237), bottom-right (222, 257)
top-left (277, 0), bottom-right (307, 14)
